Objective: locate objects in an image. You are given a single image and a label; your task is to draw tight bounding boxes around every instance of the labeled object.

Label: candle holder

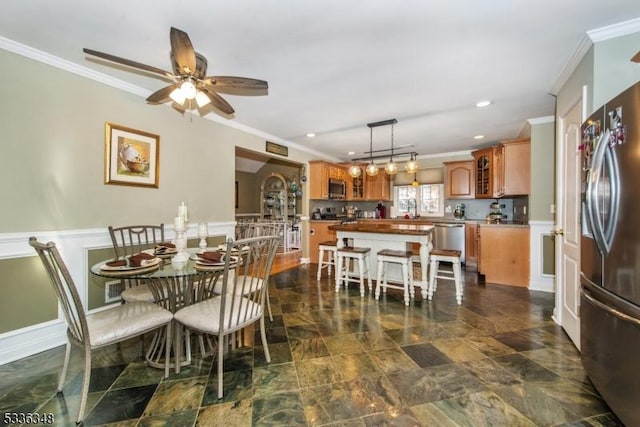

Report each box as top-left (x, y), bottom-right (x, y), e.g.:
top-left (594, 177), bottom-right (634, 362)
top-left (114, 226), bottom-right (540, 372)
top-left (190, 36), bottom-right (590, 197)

top-left (198, 222), bottom-right (208, 250)
top-left (172, 220), bottom-right (189, 268)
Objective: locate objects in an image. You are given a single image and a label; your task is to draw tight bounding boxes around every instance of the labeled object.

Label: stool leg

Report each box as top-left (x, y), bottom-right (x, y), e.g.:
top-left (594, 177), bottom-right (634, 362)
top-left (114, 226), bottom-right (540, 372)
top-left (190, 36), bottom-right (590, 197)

top-left (317, 248), bottom-right (324, 280)
top-left (454, 260), bottom-right (463, 305)
top-left (335, 254), bottom-right (343, 291)
top-left (408, 260), bottom-right (415, 300)
top-left (328, 251), bottom-right (333, 276)
top-left (401, 261), bottom-right (409, 306)
top-left (375, 258), bottom-right (383, 300)
top-left (358, 257), bottom-right (365, 297)
top-left (365, 254), bottom-right (372, 294)
top-left (428, 258), bottom-right (437, 300)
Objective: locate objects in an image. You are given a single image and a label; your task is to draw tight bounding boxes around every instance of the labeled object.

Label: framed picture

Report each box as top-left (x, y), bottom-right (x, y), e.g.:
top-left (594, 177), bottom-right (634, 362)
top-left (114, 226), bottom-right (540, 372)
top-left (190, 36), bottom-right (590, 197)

top-left (104, 123), bottom-right (160, 188)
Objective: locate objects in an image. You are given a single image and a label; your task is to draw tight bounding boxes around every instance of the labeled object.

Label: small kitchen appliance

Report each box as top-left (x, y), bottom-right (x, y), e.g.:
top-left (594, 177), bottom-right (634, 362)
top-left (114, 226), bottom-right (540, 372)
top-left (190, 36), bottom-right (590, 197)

top-left (453, 203), bottom-right (465, 220)
top-left (487, 201), bottom-right (506, 223)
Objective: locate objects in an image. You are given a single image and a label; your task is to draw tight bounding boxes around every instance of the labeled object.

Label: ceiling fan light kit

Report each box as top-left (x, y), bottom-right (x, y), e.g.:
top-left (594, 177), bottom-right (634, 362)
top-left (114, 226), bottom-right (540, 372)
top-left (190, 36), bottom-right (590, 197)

top-left (83, 27), bottom-right (268, 116)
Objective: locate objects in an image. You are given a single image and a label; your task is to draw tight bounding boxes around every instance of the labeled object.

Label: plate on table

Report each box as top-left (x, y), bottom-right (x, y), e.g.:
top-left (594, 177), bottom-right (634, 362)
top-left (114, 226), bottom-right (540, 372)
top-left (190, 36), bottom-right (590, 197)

top-left (100, 257), bottom-right (162, 275)
top-left (194, 255), bottom-right (239, 271)
top-left (142, 247), bottom-right (177, 258)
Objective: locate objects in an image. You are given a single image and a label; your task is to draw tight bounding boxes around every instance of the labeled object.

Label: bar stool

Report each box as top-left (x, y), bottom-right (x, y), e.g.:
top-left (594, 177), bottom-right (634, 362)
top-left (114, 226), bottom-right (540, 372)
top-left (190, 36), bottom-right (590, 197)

top-left (427, 249), bottom-right (463, 305)
top-left (375, 249), bottom-right (414, 306)
top-left (317, 240), bottom-right (337, 280)
top-left (335, 246), bottom-right (372, 297)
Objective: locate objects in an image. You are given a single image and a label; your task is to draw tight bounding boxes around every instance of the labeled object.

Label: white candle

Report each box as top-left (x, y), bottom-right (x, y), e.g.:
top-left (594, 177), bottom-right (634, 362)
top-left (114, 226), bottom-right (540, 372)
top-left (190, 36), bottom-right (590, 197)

top-left (198, 222), bottom-right (208, 237)
top-left (174, 215), bottom-right (184, 231)
top-left (178, 202), bottom-right (189, 223)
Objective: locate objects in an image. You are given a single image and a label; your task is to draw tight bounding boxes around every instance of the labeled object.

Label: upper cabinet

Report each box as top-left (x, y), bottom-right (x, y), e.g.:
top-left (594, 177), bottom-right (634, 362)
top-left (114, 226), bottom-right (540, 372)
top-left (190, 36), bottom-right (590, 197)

top-left (310, 160), bottom-right (390, 201)
top-left (347, 164), bottom-right (366, 200)
top-left (444, 160), bottom-right (475, 199)
top-left (472, 138), bottom-right (530, 198)
top-left (309, 160), bottom-right (331, 199)
top-left (500, 138), bottom-right (530, 196)
top-left (365, 171), bottom-right (391, 201)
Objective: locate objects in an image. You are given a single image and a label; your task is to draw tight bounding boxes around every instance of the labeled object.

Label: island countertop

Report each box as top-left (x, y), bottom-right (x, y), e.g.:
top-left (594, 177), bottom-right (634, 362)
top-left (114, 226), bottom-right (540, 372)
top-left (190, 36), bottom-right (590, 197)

top-left (329, 222), bottom-right (434, 235)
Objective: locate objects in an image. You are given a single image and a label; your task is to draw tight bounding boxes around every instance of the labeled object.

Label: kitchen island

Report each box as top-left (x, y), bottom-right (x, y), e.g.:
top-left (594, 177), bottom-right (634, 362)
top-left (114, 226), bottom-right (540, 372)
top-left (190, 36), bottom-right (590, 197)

top-left (329, 222), bottom-right (434, 299)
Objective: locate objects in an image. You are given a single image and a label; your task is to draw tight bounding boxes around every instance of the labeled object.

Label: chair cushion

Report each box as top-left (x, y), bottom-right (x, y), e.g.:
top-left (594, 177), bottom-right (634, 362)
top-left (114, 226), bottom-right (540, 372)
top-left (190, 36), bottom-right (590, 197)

top-left (174, 296), bottom-right (262, 334)
top-left (121, 284), bottom-right (154, 303)
top-left (86, 302), bottom-right (172, 348)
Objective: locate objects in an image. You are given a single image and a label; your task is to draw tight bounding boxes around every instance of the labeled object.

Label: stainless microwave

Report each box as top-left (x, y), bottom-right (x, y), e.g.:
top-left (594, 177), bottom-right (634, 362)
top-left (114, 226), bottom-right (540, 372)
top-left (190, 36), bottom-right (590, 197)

top-left (328, 178), bottom-right (346, 199)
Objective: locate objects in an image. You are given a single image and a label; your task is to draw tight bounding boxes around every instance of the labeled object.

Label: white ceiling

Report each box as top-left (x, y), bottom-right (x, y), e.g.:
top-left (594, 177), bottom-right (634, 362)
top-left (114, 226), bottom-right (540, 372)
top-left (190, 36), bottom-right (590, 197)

top-left (2, 1), bottom-right (640, 163)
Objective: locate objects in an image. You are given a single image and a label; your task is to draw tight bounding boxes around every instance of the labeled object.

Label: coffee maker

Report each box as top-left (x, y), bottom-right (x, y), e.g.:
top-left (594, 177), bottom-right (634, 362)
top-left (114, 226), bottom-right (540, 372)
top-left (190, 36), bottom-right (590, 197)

top-left (454, 203), bottom-right (465, 220)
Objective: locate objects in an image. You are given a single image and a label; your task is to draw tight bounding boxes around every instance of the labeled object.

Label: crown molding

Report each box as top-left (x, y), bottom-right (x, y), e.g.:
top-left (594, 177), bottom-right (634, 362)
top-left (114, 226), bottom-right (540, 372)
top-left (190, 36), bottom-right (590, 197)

top-left (587, 17), bottom-right (640, 42)
top-left (528, 116), bottom-right (555, 125)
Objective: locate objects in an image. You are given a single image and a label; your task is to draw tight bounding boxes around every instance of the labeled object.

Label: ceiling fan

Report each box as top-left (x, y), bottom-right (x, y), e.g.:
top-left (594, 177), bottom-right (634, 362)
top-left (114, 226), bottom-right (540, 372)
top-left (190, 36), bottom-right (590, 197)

top-left (83, 27), bottom-right (268, 115)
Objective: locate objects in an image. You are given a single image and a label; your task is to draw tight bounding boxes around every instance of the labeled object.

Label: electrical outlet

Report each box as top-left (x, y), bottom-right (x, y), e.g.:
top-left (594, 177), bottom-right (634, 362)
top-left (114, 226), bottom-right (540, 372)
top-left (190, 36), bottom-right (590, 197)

top-left (445, 205), bottom-right (452, 213)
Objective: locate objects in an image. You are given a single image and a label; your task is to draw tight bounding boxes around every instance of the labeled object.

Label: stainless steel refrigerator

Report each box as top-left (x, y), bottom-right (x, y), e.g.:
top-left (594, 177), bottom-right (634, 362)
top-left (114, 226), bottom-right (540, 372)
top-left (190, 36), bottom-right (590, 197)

top-left (580, 81), bottom-right (640, 427)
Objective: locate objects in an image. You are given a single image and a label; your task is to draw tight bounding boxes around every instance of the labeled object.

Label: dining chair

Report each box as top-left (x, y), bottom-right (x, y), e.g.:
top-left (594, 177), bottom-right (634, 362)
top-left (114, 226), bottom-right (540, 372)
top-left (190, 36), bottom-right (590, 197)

top-left (173, 235), bottom-right (280, 398)
top-left (108, 224), bottom-right (165, 303)
top-left (28, 237), bottom-right (173, 424)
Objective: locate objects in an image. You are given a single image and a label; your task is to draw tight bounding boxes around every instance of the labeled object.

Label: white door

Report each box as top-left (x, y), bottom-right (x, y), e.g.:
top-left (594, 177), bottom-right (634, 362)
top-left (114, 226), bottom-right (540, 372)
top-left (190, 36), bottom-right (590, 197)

top-left (555, 98), bottom-right (583, 348)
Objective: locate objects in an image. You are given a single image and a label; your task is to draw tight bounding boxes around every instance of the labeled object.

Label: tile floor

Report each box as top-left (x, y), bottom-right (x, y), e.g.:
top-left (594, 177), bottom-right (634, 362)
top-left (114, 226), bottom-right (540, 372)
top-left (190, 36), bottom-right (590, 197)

top-left (0, 265), bottom-right (624, 426)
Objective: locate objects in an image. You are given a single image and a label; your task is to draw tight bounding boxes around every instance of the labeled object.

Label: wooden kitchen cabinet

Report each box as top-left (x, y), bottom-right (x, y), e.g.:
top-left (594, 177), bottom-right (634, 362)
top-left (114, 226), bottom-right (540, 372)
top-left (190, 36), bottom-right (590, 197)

top-left (472, 147), bottom-right (500, 199)
top-left (472, 139), bottom-right (530, 198)
top-left (309, 220), bottom-right (338, 264)
top-left (347, 164), bottom-right (366, 200)
top-left (478, 225), bottom-right (529, 286)
top-left (465, 222), bottom-right (479, 270)
top-left (499, 138), bottom-right (530, 196)
top-left (365, 171), bottom-right (391, 201)
top-left (309, 161), bottom-right (330, 199)
top-left (444, 160), bottom-right (475, 199)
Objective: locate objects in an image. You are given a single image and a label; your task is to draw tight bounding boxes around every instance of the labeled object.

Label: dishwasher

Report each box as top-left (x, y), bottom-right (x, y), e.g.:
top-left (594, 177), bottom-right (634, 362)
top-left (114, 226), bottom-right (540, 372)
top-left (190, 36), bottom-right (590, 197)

top-left (433, 222), bottom-right (466, 264)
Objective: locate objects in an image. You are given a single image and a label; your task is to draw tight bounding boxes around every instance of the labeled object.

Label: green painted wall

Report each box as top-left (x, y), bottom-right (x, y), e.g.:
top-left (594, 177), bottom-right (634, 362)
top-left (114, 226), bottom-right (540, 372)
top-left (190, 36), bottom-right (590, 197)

top-left (529, 120), bottom-right (555, 221)
top-left (0, 256), bottom-right (57, 333)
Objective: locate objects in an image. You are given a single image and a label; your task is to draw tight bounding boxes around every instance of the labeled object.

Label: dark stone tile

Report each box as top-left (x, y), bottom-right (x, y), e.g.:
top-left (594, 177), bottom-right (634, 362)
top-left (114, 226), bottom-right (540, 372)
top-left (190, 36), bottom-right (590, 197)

top-left (493, 353), bottom-right (560, 383)
top-left (252, 391), bottom-right (307, 426)
top-left (401, 343), bottom-right (453, 368)
top-left (494, 331), bottom-right (546, 352)
top-left (84, 384), bottom-right (157, 425)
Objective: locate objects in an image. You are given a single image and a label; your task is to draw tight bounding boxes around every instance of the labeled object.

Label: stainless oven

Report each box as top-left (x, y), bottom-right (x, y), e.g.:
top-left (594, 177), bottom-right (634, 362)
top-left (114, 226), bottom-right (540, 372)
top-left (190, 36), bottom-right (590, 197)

top-left (328, 178), bottom-right (346, 199)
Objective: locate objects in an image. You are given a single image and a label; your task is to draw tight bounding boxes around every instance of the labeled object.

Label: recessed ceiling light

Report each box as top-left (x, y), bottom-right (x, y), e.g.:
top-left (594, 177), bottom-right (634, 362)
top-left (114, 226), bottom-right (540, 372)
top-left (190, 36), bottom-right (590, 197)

top-left (348, 151), bottom-right (355, 155)
top-left (474, 135), bottom-right (485, 139)
top-left (306, 133), bottom-right (316, 138)
top-left (475, 100), bottom-right (491, 108)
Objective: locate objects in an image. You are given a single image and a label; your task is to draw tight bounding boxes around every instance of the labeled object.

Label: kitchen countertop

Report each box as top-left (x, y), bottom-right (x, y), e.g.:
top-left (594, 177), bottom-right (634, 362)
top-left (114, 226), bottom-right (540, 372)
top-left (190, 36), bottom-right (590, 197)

top-left (353, 217), bottom-right (529, 227)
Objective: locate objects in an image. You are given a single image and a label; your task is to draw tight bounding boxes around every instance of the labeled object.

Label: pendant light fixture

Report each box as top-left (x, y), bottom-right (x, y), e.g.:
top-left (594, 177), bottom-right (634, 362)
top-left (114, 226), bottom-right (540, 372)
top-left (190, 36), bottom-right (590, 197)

top-left (412, 173), bottom-right (420, 187)
top-left (365, 126), bottom-right (379, 176)
top-left (405, 152), bottom-right (419, 174)
top-left (384, 121), bottom-right (398, 175)
top-left (348, 162), bottom-right (362, 178)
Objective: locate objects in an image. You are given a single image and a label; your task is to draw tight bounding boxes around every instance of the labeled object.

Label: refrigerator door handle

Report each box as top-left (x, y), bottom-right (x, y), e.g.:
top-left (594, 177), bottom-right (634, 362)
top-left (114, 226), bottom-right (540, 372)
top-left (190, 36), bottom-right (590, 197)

top-left (587, 129), bottom-right (611, 255)
top-left (582, 290), bottom-right (640, 328)
top-left (602, 136), bottom-right (620, 251)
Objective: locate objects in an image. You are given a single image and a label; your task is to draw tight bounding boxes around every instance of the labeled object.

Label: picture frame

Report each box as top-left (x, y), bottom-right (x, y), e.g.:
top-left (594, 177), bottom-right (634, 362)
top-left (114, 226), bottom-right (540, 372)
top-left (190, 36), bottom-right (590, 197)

top-left (104, 122), bottom-right (160, 188)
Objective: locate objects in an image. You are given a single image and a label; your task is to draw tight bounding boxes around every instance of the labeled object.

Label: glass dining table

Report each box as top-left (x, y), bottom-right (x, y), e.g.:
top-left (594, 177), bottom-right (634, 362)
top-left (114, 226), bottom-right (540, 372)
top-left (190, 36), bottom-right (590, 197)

top-left (90, 247), bottom-right (236, 371)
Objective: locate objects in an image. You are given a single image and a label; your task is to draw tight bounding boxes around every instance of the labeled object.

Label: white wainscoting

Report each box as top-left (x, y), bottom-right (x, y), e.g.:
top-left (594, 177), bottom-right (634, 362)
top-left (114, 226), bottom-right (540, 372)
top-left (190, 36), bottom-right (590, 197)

top-left (0, 222), bottom-right (234, 366)
top-left (529, 221), bottom-right (555, 293)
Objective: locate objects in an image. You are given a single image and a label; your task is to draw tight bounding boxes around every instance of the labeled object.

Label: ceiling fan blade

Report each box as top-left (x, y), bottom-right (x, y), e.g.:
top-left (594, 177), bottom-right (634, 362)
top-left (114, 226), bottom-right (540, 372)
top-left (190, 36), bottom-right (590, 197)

top-left (146, 83), bottom-right (180, 103)
top-left (631, 50), bottom-right (640, 63)
top-left (204, 76), bottom-right (269, 95)
top-left (170, 27), bottom-right (197, 74)
top-left (83, 48), bottom-right (175, 79)
top-left (201, 87), bottom-right (235, 114)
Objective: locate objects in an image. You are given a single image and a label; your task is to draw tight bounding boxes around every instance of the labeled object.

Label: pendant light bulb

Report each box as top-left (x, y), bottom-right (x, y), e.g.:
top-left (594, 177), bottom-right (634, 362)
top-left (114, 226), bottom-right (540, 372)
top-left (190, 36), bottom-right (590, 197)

top-left (348, 163), bottom-right (361, 178)
top-left (366, 162), bottom-right (378, 176)
top-left (412, 173), bottom-right (420, 187)
top-left (405, 153), bottom-right (418, 173)
top-left (385, 159), bottom-right (398, 175)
